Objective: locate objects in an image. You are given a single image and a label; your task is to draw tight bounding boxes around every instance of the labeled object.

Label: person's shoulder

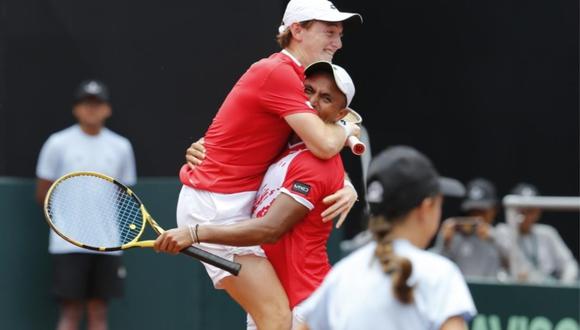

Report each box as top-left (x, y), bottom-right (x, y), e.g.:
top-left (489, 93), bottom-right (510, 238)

top-left (533, 223), bottom-right (560, 237)
top-left (46, 125), bottom-right (79, 143)
top-left (495, 222), bottom-right (508, 230)
top-left (417, 252), bottom-right (463, 287)
top-left (292, 150), bottom-right (344, 182)
top-left (420, 249), bottom-right (458, 271)
top-left (296, 149), bottom-right (342, 166)
top-left (264, 52), bottom-right (298, 66)
top-left (398, 241), bottom-right (459, 277)
top-left (333, 241), bottom-right (377, 273)
top-left (494, 222), bottom-right (510, 235)
top-left (251, 53), bottom-right (289, 70)
top-left (400, 241), bottom-right (446, 262)
top-left (257, 52), bottom-right (302, 81)
top-left (101, 128), bottom-right (132, 145)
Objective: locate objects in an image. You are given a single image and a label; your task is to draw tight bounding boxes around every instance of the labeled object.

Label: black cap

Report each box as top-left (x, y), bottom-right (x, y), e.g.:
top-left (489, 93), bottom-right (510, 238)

top-left (461, 178), bottom-right (497, 211)
top-left (511, 182), bottom-right (539, 197)
top-left (74, 80), bottom-right (110, 103)
top-left (366, 146), bottom-right (465, 218)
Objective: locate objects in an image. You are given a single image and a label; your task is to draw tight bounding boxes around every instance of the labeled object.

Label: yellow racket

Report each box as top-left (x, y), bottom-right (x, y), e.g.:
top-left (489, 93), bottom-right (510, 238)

top-left (44, 171), bottom-right (241, 275)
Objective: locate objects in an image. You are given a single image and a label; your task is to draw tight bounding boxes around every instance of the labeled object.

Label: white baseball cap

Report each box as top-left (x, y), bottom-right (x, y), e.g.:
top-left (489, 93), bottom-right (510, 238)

top-left (278, 0), bottom-right (362, 34)
top-left (305, 61), bottom-right (355, 107)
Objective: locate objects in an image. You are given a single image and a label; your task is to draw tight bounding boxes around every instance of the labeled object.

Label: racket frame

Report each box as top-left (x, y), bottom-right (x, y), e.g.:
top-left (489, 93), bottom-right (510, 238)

top-left (44, 171), bottom-right (242, 275)
top-left (342, 109), bottom-right (366, 155)
top-left (44, 171), bottom-right (153, 252)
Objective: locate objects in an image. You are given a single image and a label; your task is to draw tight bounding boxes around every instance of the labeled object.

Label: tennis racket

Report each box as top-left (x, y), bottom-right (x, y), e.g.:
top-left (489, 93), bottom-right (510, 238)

top-left (342, 108), bottom-right (366, 155)
top-left (44, 171), bottom-right (241, 276)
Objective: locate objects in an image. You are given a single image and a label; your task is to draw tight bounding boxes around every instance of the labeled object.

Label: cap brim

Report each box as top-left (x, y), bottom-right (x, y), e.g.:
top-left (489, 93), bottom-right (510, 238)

top-left (438, 177), bottom-right (465, 197)
top-left (461, 199), bottom-right (497, 211)
top-left (315, 12), bottom-right (363, 24)
top-left (304, 61), bottom-right (333, 76)
top-left (342, 108), bottom-right (362, 124)
top-left (75, 94), bottom-right (108, 102)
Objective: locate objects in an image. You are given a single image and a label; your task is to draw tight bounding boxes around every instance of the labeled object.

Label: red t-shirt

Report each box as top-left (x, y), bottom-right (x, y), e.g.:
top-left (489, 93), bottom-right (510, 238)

top-left (180, 52), bottom-right (316, 193)
top-left (252, 142), bottom-right (345, 308)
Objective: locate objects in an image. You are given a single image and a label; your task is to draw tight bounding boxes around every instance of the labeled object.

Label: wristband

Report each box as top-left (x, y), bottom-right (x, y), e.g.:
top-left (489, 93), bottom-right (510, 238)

top-left (337, 119), bottom-right (353, 138)
top-left (344, 179), bottom-right (355, 190)
top-left (187, 224), bottom-right (197, 244)
top-left (344, 179), bottom-right (359, 201)
top-left (194, 224), bottom-right (200, 244)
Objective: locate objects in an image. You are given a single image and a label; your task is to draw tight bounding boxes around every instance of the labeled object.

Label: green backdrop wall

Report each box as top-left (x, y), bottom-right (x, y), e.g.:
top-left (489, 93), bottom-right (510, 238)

top-left (0, 178), bottom-right (577, 329)
top-left (0, 177), bottom-right (345, 329)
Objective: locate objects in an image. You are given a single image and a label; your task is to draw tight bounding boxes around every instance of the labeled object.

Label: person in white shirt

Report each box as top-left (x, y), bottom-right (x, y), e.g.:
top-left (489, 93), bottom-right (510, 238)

top-left (297, 146), bottom-right (477, 330)
top-left (35, 79), bottom-right (137, 330)
top-left (495, 183), bottom-right (579, 284)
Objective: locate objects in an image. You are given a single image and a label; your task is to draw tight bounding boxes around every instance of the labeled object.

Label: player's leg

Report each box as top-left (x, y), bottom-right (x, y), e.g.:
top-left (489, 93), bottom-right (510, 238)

top-left (176, 186), bottom-right (291, 329)
top-left (221, 254), bottom-right (292, 330)
top-left (52, 254), bottom-right (91, 330)
top-left (87, 254), bottom-right (125, 330)
top-left (292, 304), bottom-right (308, 330)
top-left (56, 300), bottom-right (84, 330)
top-left (86, 299), bottom-right (107, 330)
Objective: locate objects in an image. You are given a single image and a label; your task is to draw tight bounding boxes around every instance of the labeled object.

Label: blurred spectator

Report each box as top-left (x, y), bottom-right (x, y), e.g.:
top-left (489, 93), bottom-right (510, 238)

top-left (432, 178), bottom-right (508, 280)
top-left (297, 146), bottom-right (476, 330)
top-left (495, 183), bottom-right (579, 284)
top-left (35, 80), bottom-right (137, 330)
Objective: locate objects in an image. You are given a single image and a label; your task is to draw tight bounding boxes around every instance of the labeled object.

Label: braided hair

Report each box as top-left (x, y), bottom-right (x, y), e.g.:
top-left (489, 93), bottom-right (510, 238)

top-left (369, 214), bottom-right (414, 304)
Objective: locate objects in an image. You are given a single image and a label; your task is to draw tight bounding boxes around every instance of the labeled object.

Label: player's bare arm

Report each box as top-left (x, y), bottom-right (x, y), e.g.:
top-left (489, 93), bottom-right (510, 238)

top-left (285, 112), bottom-right (360, 160)
top-left (35, 178), bottom-right (53, 205)
top-left (295, 323), bottom-right (309, 330)
top-left (184, 137), bottom-right (359, 225)
top-left (440, 316), bottom-right (468, 330)
top-left (154, 193), bottom-right (309, 254)
top-left (321, 180), bottom-right (357, 228)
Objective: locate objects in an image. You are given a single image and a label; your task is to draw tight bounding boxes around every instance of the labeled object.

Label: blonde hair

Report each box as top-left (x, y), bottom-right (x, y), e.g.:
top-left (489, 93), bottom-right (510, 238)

top-left (369, 214), bottom-right (414, 304)
top-left (276, 20), bottom-right (315, 48)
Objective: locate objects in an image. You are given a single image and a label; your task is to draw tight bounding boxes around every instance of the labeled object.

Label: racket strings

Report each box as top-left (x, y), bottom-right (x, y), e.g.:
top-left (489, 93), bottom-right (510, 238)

top-left (46, 174), bottom-right (144, 249)
top-left (115, 190), bottom-right (142, 243)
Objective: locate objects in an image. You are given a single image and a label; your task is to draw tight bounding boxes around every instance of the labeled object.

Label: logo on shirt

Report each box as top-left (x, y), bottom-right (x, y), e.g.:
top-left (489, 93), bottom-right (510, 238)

top-left (292, 181), bottom-right (311, 196)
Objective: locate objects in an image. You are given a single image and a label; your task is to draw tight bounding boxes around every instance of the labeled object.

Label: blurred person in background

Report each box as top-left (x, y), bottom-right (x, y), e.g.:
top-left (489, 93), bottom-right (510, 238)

top-left (432, 178), bottom-right (508, 280)
top-left (35, 80), bottom-right (137, 330)
top-left (495, 183), bottom-right (578, 284)
top-left (296, 146), bottom-right (476, 330)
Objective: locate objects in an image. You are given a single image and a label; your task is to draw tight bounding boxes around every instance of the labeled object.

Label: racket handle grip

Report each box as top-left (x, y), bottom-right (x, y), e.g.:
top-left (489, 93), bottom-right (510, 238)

top-left (181, 245), bottom-right (242, 276)
top-left (347, 136), bottom-right (366, 155)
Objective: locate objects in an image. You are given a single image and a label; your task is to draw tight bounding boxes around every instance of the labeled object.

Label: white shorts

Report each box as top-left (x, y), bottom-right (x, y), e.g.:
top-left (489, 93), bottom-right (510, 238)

top-left (246, 307), bottom-right (305, 330)
top-left (176, 185), bottom-right (266, 287)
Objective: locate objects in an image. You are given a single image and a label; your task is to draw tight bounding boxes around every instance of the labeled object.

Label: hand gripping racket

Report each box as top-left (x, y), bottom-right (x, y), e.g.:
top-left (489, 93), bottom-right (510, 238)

top-left (44, 171), bottom-right (241, 276)
top-left (343, 108), bottom-right (366, 155)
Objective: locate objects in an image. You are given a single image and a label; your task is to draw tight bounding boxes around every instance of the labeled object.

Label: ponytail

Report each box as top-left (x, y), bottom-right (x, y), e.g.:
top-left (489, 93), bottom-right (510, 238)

top-left (369, 215), bottom-right (414, 304)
